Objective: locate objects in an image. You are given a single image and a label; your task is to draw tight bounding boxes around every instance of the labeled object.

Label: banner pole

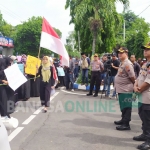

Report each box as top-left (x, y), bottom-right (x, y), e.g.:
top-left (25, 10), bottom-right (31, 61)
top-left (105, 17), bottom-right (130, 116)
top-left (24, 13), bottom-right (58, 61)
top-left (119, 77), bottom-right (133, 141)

top-left (34, 47), bottom-right (41, 81)
top-left (38, 47), bottom-right (41, 59)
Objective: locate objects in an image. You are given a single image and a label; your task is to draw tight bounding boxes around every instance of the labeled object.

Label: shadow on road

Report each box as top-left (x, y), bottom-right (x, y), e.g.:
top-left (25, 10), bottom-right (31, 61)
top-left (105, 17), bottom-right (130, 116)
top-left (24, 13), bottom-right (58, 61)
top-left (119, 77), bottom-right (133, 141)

top-left (65, 133), bottom-right (139, 148)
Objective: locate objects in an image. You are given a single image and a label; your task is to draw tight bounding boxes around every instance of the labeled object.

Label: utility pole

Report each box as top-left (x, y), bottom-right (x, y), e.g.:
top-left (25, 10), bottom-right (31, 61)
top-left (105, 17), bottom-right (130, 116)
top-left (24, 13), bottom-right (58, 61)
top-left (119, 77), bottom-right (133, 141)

top-left (123, 20), bottom-right (125, 42)
top-left (78, 31), bottom-right (80, 53)
top-left (123, 6), bottom-right (126, 42)
top-left (78, 30), bottom-right (82, 61)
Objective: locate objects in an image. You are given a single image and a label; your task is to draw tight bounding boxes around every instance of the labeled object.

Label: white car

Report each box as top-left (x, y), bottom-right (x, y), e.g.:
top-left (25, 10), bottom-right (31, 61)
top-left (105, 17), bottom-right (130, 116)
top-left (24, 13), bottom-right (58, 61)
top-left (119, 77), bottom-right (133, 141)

top-left (0, 116), bottom-right (11, 150)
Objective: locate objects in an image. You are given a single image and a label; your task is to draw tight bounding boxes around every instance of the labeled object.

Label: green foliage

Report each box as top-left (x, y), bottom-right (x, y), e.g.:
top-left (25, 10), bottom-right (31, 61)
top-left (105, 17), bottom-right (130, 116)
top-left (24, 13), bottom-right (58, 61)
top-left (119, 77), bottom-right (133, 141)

top-left (65, 0), bottom-right (129, 55)
top-left (13, 16), bottom-right (62, 56)
top-left (65, 31), bottom-right (80, 58)
top-left (0, 13), bottom-right (14, 37)
top-left (116, 11), bottom-right (150, 58)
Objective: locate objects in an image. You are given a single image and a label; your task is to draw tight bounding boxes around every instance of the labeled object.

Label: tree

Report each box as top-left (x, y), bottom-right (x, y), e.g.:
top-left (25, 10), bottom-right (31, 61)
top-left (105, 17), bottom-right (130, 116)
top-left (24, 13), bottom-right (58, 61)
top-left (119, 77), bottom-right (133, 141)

top-left (0, 13), bottom-right (14, 37)
top-left (65, 31), bottom-right (80, 57)
top-left (13, 16), bottom-right (62, 56)
top-left (116, 11), bottom-right (150, 58)
top-left (65, 0), bottom-right (129, 54)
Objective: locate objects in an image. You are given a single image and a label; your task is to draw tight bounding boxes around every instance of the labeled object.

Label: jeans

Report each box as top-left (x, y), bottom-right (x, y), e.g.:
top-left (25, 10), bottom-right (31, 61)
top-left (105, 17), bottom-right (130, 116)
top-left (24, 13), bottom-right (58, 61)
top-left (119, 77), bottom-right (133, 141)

top-left (82, 69), bottom-right (88, 84)
top-left (65, 73), bottom-right (74, 89)
top-left (74, 67), bottom-right (79, 78)
top-left (101, 73), bottom-right (107, 91)
top-left (106, 76), bottom-right (116, 96)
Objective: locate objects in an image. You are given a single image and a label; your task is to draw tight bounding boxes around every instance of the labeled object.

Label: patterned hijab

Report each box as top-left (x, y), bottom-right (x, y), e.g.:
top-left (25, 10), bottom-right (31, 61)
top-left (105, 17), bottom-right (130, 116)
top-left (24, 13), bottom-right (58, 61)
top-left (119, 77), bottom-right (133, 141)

top-left (42, 56), bottom-right (51, 82)
top-left (21, 54), bottom-right (27, 64)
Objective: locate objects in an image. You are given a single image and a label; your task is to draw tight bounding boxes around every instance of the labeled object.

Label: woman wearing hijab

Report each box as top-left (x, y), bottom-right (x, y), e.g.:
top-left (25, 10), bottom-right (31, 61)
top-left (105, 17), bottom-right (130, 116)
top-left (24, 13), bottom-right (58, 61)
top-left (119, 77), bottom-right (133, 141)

top-left (29, 56), bottom-right (40, 97)
top-left (0, 58), bottom-right (9, 118)
top-left (18, 54), bottom-right (30, 101)
top-left (37, 56), bottom-right (55, 112)
top-left (3, 57), bottom-right (16, 114)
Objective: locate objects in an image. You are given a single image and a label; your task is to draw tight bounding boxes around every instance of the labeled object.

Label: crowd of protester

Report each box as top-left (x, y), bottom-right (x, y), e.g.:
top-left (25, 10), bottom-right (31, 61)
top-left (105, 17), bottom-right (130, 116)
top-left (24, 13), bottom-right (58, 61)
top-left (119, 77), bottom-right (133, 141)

top-left (1, 43), bottom-right (150, 149)
top-left (0, 51), bottom-right (146, 116)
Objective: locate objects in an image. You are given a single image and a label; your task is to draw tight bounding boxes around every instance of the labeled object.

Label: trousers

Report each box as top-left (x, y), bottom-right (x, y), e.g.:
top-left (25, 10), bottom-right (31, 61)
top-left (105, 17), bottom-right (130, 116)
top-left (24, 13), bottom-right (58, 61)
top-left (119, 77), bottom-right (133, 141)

top-left (138, 103), bottom-right (150, 139)
top-left (40, 81), bottom-right (51, 107)
top-left (90, 71), bottom-right (101, 94)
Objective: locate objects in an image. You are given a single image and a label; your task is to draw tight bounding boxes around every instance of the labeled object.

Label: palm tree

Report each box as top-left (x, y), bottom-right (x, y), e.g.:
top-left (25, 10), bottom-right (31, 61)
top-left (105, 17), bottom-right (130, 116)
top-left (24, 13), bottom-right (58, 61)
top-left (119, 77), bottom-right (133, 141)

top-left (68, 0), bottom-right (129, 54)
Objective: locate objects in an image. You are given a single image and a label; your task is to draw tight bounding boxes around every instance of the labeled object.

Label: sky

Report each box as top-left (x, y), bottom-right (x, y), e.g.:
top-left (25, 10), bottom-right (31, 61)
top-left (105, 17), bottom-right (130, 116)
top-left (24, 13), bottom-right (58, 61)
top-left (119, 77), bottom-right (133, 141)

top-left (0, 0), bottom-right (150, 44)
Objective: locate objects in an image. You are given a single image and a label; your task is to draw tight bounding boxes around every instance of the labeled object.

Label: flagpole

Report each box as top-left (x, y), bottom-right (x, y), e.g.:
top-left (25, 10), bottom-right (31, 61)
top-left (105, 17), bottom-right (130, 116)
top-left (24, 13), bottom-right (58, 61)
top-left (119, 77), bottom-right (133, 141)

top-left (34, 46), bottom-right (41, 81)
top-left (38, 46), bottom-right (41, 59)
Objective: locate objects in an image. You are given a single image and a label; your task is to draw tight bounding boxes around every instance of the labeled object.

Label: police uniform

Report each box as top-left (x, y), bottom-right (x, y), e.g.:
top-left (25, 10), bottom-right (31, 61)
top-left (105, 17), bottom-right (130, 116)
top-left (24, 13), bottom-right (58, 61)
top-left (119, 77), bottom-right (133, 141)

top-left (114, 48), bottom-right (135, 130)
top-left (133, 43), bottom-right (150, 150)
top-left (87, 54), bottom-right (104, 97)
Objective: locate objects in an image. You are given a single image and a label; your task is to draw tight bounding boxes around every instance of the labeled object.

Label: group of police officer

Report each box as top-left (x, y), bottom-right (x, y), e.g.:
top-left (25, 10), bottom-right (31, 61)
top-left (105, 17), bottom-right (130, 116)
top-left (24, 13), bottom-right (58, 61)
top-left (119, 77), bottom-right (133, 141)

top-left (86, 43), bottom-right (150, 150)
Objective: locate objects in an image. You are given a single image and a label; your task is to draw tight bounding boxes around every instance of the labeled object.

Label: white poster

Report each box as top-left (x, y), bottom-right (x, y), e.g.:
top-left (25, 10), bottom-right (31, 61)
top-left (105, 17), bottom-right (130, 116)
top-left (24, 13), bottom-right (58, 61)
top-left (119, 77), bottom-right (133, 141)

top-left (4, 64), bottom-right (27, 91)
top-left (57, 67), bottom-right (65, 76)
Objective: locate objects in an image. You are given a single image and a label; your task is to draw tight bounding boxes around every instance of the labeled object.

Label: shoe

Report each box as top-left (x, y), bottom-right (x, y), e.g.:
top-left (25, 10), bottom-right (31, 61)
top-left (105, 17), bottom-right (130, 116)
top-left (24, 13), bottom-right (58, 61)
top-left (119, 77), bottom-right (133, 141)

top-left (71, 89), bottom-right (74, 92)
top-left (116, 124), bottom-right (131, 131)
top-left (111, 96), bottom-right (116, 99)
top-left (93, 94), bottom-right (98, 97)
top-left (42, 109), bottom-right (47, 113)
top-left (114, 120), bottom-right (123, 125)
top-left (137, 141), bottom-right (150, 150)
top-left (133, 134), bottom-right (147, 141)
top-left (87, 93), bottom-right (93, 96)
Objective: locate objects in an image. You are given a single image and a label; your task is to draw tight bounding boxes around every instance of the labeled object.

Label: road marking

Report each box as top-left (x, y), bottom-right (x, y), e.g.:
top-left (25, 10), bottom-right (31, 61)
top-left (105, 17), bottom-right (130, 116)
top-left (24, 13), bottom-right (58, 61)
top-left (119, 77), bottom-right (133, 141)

top-left (9, 92), bottom-right (60, 142)
top-left (33, 107), bottom-right (43, 115)
top-left (33, 92), bottom-right (59, 115)
top-left (50, 92), bottom-right (59, 101)
top-left (8, 127), bottom-right (24, 142)
top-left (61, 90), bottom-right (115, 97)
top-left (61, 90), bottom-right (87, 95)
top-left (22, 115), bottom-right (36, 125)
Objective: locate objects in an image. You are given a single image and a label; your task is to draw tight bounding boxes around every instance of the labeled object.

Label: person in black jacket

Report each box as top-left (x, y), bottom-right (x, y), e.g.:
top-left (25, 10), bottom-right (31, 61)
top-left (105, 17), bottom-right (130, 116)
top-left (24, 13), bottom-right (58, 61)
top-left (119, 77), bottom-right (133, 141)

top-left (36, 56), bottom-right (55, 113)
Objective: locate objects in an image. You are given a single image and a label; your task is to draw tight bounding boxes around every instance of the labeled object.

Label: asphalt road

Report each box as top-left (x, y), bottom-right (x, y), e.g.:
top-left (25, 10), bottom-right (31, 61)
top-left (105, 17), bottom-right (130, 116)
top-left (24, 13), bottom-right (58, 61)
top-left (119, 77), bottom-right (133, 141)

top-left (8, 89), bottom-right (142, 150)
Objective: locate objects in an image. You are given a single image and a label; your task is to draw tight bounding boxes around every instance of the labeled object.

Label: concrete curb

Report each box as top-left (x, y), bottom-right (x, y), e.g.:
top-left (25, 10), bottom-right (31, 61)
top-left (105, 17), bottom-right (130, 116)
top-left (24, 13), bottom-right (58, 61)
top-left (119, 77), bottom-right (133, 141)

top-left (73, 83), bottom-right (114, 91)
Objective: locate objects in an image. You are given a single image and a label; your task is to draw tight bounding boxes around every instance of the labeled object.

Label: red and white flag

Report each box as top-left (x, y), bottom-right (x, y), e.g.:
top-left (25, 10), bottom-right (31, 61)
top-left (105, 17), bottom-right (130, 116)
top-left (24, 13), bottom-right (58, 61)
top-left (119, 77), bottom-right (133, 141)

top-left (40, 17), bottom-right (69, 67)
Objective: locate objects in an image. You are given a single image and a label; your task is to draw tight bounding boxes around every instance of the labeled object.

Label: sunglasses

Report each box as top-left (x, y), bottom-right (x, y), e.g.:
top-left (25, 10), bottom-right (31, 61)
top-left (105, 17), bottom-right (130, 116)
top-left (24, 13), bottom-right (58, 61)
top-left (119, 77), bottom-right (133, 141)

top-left (94, 56), bottom-right (98, 57)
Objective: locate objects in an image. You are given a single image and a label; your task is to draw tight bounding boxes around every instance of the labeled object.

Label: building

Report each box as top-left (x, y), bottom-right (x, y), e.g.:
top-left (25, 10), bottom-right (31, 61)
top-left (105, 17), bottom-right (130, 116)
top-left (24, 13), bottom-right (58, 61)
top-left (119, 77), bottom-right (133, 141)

top-left (0, 35), bottom-right (14, 56)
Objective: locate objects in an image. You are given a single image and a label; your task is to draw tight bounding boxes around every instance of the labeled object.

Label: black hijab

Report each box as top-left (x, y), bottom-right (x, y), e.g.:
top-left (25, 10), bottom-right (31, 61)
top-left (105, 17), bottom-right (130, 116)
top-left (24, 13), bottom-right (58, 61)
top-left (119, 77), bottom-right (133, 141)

top-left (0, 58), bottom-right (6, 80)
top-left (3, 57), bottom-right (12, 68)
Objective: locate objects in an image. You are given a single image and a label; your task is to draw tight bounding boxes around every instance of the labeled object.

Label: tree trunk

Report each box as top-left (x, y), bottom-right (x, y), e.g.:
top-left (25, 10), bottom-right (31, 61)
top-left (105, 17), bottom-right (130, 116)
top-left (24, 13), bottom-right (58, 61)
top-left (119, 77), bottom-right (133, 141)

top-left (92, 32), bottom-right (97, 55)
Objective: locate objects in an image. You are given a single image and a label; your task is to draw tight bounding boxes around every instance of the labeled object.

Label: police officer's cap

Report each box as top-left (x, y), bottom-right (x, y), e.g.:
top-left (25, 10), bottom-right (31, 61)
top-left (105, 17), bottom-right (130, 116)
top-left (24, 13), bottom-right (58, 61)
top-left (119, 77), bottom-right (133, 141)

top-left (117, 47), bottom-right (128, 53)
top-left (141, 43), bottom-right (150, 50)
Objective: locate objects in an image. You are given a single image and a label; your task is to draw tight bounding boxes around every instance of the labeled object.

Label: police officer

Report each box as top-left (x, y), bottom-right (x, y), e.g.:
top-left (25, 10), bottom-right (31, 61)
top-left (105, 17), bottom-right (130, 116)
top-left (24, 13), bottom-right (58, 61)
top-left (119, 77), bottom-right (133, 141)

top-left (114, 47), bottom-right (135, 130)
top-left (133, 43), bottom-right (150, 150)
top-left (87, 54), bottom-right (104, 97)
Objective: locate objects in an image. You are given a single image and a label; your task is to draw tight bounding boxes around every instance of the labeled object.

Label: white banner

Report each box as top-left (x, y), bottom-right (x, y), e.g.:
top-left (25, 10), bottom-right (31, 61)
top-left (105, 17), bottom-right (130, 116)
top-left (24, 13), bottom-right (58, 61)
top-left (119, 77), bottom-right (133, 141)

top-left (4, 64), bottom-right (27, 91)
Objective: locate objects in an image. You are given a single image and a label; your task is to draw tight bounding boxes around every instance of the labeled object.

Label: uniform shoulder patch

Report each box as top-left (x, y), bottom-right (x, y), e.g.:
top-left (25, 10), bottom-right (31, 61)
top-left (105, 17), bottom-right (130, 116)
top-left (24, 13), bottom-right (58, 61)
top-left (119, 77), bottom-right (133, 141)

top-left (125, 65), bottom-right (130, 72)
